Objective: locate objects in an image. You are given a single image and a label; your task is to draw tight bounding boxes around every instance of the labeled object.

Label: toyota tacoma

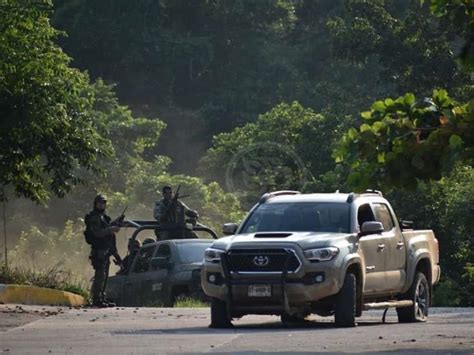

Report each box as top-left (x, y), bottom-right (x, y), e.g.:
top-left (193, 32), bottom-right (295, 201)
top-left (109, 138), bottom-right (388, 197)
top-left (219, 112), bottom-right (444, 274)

top-left (201, 190), bottom-right (440, 327)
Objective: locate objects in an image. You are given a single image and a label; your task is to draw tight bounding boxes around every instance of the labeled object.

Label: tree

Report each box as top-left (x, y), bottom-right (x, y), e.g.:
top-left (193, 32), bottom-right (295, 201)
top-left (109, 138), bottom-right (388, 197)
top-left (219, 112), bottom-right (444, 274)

top-left (200, 101), bottom-right (353, 206)
top-left (427, 0), bottom-right (474, 71)
top-left (334, 0), bottom-right (473, 190)
top-left (0, 0), bottom-right (111, 202)
top-left (52, 0), bottom-right (298, 130)
top-left (327, 0), bottom-right (471, 99)
top-left (334, 90), bottom-right (473, 190)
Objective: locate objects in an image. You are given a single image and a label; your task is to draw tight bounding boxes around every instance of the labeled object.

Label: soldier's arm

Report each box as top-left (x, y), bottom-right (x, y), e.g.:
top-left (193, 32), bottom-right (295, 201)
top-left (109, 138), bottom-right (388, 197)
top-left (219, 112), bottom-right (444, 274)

top-left (109, 235), bottom-right (122, 263)
top-left (180, 201), bottom-right (199, 218)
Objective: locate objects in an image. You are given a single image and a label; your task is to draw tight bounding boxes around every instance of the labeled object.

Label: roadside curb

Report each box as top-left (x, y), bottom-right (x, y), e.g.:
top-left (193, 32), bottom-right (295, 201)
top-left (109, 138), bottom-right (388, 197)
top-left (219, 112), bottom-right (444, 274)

top-left (0, 284), bottom-right (85, 306)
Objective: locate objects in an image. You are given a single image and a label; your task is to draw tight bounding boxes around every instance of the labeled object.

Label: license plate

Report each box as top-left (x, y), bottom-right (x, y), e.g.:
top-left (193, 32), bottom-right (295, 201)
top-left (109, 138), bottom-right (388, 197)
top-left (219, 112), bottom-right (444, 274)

top-left (248, 285), bottom-right (271, 297)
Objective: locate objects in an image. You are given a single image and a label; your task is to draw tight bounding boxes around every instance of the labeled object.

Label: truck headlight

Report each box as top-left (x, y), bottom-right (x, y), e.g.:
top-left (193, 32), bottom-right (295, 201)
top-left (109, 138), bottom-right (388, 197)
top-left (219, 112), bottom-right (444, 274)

top-left (304, 247), bottom-right (339, 262)
top-left (204, 248), bottom-right (225, 263)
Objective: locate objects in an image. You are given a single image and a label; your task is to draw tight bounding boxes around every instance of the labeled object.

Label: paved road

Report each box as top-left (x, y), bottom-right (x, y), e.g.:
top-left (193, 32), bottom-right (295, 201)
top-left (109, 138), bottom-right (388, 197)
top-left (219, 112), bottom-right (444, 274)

top-left (0, 306), bottom-right (473, 354)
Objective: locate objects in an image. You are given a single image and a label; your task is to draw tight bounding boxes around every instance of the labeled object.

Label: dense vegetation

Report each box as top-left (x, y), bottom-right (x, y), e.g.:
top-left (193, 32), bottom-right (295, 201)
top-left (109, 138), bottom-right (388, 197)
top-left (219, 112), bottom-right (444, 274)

top-left (0, 0), bottom-right (472, 304)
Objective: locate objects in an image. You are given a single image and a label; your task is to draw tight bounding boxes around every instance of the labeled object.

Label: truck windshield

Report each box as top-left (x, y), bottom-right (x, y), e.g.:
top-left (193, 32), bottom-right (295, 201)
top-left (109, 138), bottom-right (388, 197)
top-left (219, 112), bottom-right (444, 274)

top-left (240, 202), bottom-right (351, 233)
top-left (177, 243), bottom-right (213, 263)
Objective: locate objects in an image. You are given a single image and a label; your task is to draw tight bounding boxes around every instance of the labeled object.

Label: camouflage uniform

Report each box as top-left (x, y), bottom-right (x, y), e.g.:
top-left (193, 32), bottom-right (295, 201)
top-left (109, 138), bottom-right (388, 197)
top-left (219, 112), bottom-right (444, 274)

top-left (84, 205), bottom-right (121, 306)
top-left (153, 198), bottom-right (198, 240)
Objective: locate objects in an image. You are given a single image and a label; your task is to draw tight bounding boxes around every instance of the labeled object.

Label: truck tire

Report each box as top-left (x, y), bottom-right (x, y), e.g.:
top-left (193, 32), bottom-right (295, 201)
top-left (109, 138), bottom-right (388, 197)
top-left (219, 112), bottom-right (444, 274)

top-left (210, 297), bottom-right (232, 328)
top-left (397, 272), bottom-right (429, 323)
top-left (334, 273), bottom-right (356, 327)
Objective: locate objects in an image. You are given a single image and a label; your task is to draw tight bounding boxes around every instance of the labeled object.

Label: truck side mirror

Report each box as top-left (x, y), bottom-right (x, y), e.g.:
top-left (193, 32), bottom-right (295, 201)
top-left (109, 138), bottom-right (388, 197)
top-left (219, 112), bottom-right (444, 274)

top-left (359, 221), bottom-right (384, 237)
top-left (151, 256), bottom-right (172, 269)
top-left (222, 223), bottom-right (238, 235)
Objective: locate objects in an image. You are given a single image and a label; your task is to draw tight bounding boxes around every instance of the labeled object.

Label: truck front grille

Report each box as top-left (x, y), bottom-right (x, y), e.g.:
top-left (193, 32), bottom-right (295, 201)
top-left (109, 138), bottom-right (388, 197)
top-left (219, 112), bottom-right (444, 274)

top-left (225, 248), bottom-right (301, 273)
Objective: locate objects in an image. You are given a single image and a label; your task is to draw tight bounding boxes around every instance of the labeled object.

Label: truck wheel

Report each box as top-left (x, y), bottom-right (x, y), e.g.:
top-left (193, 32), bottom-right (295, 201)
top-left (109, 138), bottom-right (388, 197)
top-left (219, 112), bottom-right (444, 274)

top-left (210, 297), bottom-right (232, 328)
top-left (397, 272), bottom-right (429, 323)
top-left (334, 273), bottom-right (356, 327)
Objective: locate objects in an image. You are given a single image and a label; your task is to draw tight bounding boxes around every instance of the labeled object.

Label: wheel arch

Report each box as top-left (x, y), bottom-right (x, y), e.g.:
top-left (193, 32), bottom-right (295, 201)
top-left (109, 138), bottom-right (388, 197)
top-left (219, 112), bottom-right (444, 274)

top-left (414, 257), bottom-right (432, 306)
top-left (405, 252), bottom-right (432, 294)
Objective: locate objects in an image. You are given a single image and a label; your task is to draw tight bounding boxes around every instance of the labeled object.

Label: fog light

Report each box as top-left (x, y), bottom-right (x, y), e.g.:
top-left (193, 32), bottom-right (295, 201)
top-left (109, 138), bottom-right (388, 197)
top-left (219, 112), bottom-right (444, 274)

top-left (314, 273), bottom-right (325, 283)
top-left (208, 274), bottom-right (217, 283)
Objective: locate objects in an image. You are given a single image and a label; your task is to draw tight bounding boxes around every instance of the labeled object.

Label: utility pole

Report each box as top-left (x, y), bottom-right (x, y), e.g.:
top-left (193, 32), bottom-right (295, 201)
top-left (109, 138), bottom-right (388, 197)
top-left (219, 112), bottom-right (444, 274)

top-left (2, 186), bottom-right (6, 268)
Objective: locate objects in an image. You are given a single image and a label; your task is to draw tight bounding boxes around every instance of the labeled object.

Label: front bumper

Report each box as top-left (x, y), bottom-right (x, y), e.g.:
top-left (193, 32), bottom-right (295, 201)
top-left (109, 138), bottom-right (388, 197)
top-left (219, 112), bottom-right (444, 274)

top-left (201, 253), bottom-right (341, 315)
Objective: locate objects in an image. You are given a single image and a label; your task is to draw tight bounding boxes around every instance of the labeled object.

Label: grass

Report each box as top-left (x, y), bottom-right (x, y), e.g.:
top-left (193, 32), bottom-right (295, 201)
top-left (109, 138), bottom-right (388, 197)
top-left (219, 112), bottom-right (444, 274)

top-left (174, 296), bottom-right (209, 308)
top-left (0, 264), bottom-right (89, 299)
top-left (145, 296), bottom-right (209, 308)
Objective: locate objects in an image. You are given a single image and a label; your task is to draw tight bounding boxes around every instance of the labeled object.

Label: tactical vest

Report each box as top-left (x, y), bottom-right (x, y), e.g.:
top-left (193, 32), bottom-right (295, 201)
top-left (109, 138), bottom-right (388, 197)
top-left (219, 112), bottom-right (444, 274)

top-left (84, 210), bottom-right (111, 248)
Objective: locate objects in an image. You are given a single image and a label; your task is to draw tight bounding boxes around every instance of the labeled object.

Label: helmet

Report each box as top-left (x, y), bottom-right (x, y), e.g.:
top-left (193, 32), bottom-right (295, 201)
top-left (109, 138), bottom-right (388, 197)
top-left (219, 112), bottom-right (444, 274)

top-left (142, 237), bottom-right (156, 245)
top-left (94, 194), bottom-right (107, 204)
top-left (128, 238), bottom-right (141, 251)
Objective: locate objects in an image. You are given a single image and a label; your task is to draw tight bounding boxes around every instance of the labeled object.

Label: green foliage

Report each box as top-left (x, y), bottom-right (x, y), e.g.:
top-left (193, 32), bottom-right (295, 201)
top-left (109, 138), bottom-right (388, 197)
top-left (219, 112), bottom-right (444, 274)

top-left (432, 276), bottom-right (461, 306)
top-left (0, 0), bottom-right (112, 202)
top-left (0, 264), bottom-right (88, 298)
top-left (335, 90), bottom-right (473, 190)
top-left (426, 0), bottom-right (474, 72)
top-left (200, 102), bottom-right (353, 206)
top-left (386, 165), bottom-right (474, 306)
top-left (328, 0), bottom-right (471, 97)
top-left (173, 296), bottom-right (209, 308)
top-left (8, 219), bottom-right (89, 273)
top-left (53, 0), bottom-right (299, 132)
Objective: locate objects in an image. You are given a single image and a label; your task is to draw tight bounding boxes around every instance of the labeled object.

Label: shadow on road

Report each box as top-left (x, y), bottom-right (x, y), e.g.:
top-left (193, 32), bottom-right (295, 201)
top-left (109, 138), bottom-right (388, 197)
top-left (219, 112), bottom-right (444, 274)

top-left (111, 319), bottom-right (399, 336)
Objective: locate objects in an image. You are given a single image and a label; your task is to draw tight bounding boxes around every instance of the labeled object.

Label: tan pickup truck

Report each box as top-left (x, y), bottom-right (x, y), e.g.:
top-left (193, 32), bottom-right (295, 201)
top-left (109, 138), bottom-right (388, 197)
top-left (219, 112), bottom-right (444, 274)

top-left (201, 190), bottom-right (440, 327)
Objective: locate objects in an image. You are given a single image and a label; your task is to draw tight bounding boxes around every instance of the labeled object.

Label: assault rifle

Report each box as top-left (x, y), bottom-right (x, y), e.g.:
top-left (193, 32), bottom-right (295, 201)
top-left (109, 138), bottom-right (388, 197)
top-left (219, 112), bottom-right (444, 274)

top-left (111, 206), bottom-right (128, 227)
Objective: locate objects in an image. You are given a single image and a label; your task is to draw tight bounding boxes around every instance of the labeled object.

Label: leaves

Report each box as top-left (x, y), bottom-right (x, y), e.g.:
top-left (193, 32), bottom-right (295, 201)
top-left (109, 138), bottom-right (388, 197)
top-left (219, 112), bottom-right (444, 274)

top-left (0, 1), bottom-right (114, 203)
top-left (335, 90), bottom-right (473, 190)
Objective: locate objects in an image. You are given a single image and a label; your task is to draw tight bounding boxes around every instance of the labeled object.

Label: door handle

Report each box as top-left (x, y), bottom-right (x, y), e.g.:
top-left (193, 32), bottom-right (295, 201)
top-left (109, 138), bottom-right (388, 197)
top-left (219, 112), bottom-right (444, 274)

top-left (397, 241), bottom-right (405, 249)
top-left (377, 243), bottom-right (385, 251)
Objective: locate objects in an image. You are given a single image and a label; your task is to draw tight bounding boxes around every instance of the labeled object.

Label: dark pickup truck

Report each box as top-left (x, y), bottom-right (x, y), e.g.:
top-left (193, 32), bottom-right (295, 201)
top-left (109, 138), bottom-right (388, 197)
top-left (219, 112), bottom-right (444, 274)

top-left (105, 219), bottom-right (218, 306)
top-left (106, 238), bottom-right (214, 306)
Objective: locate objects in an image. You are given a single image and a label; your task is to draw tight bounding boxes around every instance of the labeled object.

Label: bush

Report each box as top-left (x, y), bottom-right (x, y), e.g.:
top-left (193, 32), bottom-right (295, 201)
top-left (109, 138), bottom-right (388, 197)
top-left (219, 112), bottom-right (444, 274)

top-left (0, 265), bottom-right (88, 299)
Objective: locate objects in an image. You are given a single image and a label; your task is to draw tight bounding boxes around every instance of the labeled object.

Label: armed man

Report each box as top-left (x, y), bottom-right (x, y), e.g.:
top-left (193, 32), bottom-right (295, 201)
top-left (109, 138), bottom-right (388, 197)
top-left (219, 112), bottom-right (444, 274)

top-left (84, 194), bottom-right (123, 307)
top-left (153, 185), bottom-right (199, 240)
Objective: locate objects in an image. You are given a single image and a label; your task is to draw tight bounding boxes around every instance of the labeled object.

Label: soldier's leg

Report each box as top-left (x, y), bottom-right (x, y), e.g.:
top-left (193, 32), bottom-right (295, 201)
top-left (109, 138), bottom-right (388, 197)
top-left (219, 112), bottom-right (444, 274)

top-left (101, 258), bottom-right (110, 301)
top-left (91, 262), bottom-right (104, 304)
top-left (90, 250), bottom-right (107, 305)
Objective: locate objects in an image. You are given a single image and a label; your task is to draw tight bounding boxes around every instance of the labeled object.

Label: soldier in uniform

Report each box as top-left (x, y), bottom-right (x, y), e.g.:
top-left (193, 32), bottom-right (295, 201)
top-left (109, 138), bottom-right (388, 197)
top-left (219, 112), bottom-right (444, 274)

top-left (153, 185), bottom-right (199, 240)
top-left (119, 238), bottom-right (141, 275)
top-left (84, 194), bottom-right (122, 307)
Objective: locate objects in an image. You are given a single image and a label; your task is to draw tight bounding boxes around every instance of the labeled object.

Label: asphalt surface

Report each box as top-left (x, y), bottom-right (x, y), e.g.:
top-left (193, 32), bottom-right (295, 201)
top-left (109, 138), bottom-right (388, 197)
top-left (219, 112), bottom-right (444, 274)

top-left (0, 306), bottom-right (472, 354)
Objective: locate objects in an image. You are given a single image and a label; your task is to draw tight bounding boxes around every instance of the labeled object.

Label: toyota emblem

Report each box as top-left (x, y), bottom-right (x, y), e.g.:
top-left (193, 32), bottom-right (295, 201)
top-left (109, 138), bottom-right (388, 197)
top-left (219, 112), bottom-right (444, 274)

top-left (253, 255), bottom-right (270, 266)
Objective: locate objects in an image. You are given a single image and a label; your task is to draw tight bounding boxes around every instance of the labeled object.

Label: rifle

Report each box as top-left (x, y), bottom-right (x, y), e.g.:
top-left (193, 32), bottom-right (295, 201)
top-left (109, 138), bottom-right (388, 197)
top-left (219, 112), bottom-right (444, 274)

top-left (174, 184), bottom-right (181, 202)
top-left (111, 206), bottom-right (127, 227)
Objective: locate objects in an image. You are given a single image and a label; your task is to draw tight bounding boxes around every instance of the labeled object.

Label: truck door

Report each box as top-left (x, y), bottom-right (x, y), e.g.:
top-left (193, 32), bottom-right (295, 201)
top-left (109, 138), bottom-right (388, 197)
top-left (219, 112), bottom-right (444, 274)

top-left (357, 203), bottom-right (386, 293)
top-left (124, 244), bottom-right (157, 306)
top-left (145, 243), bottom-right (172, 306)
top-left (372, 203), bottom-right (407, 291)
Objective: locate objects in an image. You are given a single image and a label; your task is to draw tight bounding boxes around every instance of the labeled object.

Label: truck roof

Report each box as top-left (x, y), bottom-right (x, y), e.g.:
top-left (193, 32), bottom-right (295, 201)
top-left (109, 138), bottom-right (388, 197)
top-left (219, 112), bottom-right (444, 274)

top-left (262, 190), bottom-right (384, 204)
top-left (266, 193), bottom-right (351, 203)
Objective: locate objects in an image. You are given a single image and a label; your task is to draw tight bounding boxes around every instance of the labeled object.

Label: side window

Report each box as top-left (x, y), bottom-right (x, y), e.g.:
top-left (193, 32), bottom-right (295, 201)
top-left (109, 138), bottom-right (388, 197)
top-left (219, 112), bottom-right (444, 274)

top-left (357, 203), bottom-right (376, 227)
top-left (372, 203), bottom-right (395, 231)
top-left (133, 245), bottom-right (155, 273)
top-left (151, 244), bottom-right (172, 271)
top-left (156, 244), bottom-right (171, 258)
